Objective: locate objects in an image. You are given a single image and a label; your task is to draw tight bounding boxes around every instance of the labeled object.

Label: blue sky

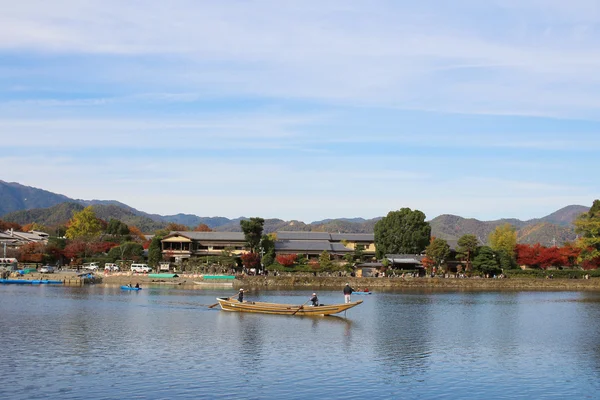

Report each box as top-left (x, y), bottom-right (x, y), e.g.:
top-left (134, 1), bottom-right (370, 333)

top-left (1, 1), bottom-right (599, 223)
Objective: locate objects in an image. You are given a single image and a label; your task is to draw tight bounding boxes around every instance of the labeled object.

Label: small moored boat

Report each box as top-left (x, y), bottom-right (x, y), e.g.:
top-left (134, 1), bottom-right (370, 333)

top-left (215, 297), bottom-right (362, 316)
top-left (353, 291), bottom-right (372, 295)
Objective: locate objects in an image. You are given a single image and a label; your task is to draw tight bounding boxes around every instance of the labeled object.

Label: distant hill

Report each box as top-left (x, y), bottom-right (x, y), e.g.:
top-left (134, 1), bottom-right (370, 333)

top-left (2, 202), bottom-right (166, 232)
top-left (0, 180), bottom-right (72, 215)
top-left (428, 205), bottom-right (588, 247)
top-left (0, 180), bottom-right (591, 243)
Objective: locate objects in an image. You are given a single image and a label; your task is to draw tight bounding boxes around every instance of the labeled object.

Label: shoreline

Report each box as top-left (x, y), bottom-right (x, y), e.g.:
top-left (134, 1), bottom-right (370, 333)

top-left (99, 273), bottom-right (600, 291)
top-left (7, 272), bottom-right (600, 291)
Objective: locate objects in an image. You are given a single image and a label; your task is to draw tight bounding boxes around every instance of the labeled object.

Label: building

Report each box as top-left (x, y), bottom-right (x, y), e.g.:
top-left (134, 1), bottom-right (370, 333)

top-left (160, 231), bottom-right (376, 263)
top-left (161, 231), bottom-right (247, 263)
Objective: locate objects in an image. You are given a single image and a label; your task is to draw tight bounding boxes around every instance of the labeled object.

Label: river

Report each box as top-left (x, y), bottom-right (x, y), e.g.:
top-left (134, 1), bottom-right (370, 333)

top-left (1, 285), bottom-right (599, 399)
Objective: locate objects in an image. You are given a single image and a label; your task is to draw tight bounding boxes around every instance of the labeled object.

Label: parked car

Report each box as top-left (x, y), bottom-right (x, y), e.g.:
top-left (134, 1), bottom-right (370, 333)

top-left (83, 262), bottom-right (99, 271)
top-left (104, 263), bottom-right (119, 272)
top-left (131, 263), bottom-right (152, 273)
top-left (39, 265), bottom-right (55, 273)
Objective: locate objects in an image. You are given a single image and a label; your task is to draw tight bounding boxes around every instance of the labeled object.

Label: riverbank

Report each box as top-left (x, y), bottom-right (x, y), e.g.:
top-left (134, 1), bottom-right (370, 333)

top-left (5, 272), bottom-right (600, 291)
top-left (97, 273), bottom-right (600, 291)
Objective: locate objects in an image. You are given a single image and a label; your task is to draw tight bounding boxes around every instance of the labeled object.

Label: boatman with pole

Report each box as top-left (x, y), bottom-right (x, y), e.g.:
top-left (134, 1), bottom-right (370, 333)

top-left (238, 288), bottom-right (244, 303)
top-left (343, 283), bottom-right (355, 303)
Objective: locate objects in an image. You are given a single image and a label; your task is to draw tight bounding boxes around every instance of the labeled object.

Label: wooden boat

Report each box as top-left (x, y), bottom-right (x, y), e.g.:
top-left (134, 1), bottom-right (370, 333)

top-left (121, 285), bottom-right (142, 291)
top-left (215, 297), bottom-right (362, 316)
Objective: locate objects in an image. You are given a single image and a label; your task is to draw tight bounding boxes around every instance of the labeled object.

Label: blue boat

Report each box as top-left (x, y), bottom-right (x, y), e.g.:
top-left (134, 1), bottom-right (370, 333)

top-left (31, 280), bottom-right (64, 285)
top-left (121, 286), bottom-right (142, 291)
top-left (0, 279), bottom-right (32, 284)
top-left (354, 291), bottom-right (372, 295)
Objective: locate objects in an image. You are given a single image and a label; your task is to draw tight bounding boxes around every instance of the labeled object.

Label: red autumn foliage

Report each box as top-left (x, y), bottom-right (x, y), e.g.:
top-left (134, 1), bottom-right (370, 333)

top-left (17, 242), bottom-right (45, 263)
top-left (516, 243), bottom-right (582, 269)
top-left (89, 241), bottom-right (117, 254)
top-left (241, 252), bottom-right (261, 269)
top-left (276, 254), bottom-right (297, 267)
top-left (420, 256), bottom-right (435, 270)
top-left (0, 220), bottom-right (22, 231)
top-left (194, 224), bottom-right (212, 232)
top-left (63, 241), bottom-right (88, 260)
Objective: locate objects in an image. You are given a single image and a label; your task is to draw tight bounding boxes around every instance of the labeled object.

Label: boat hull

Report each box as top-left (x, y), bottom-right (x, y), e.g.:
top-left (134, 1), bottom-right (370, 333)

top-left (121, 286), bottom-right (142, 291)
top-left (216, 298), bottom-right (362, 316)
top-left (353, 292), bottom-right (372, 295)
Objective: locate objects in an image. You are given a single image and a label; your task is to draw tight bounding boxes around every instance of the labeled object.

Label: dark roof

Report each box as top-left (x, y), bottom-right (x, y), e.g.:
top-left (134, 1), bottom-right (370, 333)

top-left (275, 240), bottom-right (352, 253)
top-left (330, 233), bottom-right (374, 241)
top-left (276, 231), bottom-right (374, 241)
top-left (165, 231), bottom-right (246, 241)
top-left (276, 231), bottom-right (331, 240)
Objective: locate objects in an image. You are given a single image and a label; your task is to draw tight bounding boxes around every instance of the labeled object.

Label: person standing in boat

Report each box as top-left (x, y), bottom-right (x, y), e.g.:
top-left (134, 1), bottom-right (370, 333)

top-left (237, 288), bottom-right (244, 303)
top-left (310, 293), bottom-right (319, 306)
top-left (343, 283), bottom-right (355, 303)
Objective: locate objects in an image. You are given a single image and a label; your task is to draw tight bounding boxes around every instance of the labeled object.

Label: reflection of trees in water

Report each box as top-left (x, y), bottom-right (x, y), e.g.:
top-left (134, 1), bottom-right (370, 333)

top-left (373, 295), bottom-right (433, 378)
top-left (577, 293), bottom-right (600, 373)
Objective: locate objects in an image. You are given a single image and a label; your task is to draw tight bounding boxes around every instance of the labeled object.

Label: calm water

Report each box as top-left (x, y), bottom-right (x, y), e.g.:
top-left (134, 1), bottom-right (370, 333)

top-left (1, 285), bottom-right (600, 399)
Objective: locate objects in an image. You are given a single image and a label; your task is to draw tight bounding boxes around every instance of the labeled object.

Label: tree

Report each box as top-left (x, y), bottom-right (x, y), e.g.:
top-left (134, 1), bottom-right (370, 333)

top-left (106, 219), bottom-right (130, 236)
top-left (319, 250), bottom-right (333, 271)
top-left (472, 246), bottom-right (501, 276)
top-left (425, 237), bottom-right (450, 270)
top-left (148, 234), bottom-right (165, 267)
top-left (489, 224), bottom-right (517, 259)
top-left (240, 217), bottom-right (264, 253)
top-left (276, 254), bottom-right (297, 268)
top-left (574, 200), bottom-right (600, 265)
top-left (193, 224), bottom-right (212, 232)
top-left (241, 252), bottom-right (261, 270)
top-left (260, 234), bottom-right (276, 268)
top-left (166, 223), bottom-right (188, 232)
top-left (456, 234), bottom-right (479, 271)
top-left (374, 208), bottom-right (431, 258)
top-left (65, 206), bottom-right (103, 240)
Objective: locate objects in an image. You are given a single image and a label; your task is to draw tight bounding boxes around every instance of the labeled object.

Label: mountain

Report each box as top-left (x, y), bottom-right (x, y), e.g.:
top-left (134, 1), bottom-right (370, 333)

top-left (428, 205), bottom-right (589, 247)
top-left (0, 180), bottom-right (73, 215)
top-left (2, 202), bottom-right (166, 232)
top-left (0, 181), bottom-right (590, 244)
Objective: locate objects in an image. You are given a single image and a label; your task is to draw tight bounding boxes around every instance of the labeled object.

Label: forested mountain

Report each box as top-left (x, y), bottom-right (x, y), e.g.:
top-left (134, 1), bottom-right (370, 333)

top-left (0, 180), bottom-right (590, 244)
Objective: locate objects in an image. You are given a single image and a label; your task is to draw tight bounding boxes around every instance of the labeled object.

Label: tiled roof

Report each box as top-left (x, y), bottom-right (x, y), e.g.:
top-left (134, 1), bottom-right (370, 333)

top-left (275, 240), bottom-right (352, 253)
top-left (168, 231), bottom-right (246, 241)
top-left (277, 231), bottom-right (374, 241)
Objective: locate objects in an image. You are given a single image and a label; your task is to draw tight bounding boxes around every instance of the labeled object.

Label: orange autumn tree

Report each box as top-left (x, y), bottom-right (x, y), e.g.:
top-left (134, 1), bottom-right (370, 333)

top-left (194, 224), bottom-right (212, 232)
top-left (276, 254), bottom-right (297, 268)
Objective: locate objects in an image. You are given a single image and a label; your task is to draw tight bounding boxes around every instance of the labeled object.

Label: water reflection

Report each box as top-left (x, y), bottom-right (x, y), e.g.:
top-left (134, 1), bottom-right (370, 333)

top-left (3, 287), bottom-right (600, 399)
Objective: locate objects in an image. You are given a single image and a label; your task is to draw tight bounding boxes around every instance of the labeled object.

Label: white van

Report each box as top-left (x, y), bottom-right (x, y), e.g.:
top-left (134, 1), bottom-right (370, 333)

top-left (131, 263), bottom-right (151, 273)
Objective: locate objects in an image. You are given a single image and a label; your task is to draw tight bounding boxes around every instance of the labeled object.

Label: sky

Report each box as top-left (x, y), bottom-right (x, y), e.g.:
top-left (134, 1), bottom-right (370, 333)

top-left (1, 0), bottom-right (599, 223)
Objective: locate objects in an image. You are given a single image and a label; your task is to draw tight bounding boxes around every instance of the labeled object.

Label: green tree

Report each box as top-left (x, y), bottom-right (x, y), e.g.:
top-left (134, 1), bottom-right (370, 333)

top-left (119, 242), bottom-right (145, 261)
top-left (574, 200), bottom-right (600, 264)
top-left (473, 246), bottom-right (501, 276)
top-left (65, 206), bottom-right (103, 240)
top-left (456, 234), bottom-right (479, 271)
top-left (489, 223), bottom-right (517, 258)
top-left (260, 234), bottom-right (276, 268)
top-left (240, 217), bottom-right (265, 253)
top-left (148, 234), bottom-right (165, 267)
top-left (319, 250), bottom-right (333, 271)
top-left (106, 218), bottom-right (130, 236)
top-left (374, 208), bottom-right (431, 258)
top-left (425, 237), bottom-right (450, 269)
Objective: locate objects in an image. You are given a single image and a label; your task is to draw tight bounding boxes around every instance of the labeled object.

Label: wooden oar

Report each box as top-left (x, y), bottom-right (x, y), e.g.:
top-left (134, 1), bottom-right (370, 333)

top-left (208, 293), bottom-right (238, 308)
top-left (292, 299), bottom-right (311, 315)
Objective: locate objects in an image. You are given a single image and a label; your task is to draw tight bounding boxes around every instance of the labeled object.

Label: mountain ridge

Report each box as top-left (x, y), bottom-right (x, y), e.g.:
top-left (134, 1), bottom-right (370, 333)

top-left (0, 180), bottom-right (589, 244)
